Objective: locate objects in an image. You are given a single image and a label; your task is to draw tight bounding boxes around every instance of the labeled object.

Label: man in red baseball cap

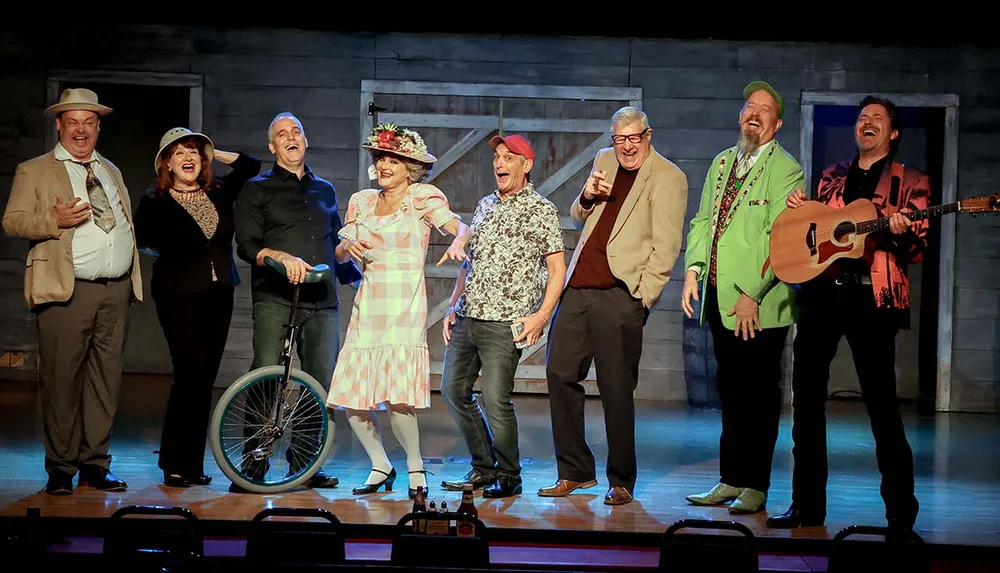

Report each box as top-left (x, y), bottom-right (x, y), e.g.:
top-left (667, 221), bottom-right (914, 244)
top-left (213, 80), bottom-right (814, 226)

top-left (489, 134), bottom-right (535, 161)
top-left (440, 132), bottom-right (566, 498)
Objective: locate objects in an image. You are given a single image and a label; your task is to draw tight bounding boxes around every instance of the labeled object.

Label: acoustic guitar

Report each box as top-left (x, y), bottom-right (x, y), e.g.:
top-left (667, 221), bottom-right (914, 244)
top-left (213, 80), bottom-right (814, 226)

top-left (765, 193), bottom-right (1000, 284)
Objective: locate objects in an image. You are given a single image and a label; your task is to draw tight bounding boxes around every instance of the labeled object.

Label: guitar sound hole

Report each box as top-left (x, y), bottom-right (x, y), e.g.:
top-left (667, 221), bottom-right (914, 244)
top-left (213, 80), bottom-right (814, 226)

top-left (833, 221), bottom-right (855, 243)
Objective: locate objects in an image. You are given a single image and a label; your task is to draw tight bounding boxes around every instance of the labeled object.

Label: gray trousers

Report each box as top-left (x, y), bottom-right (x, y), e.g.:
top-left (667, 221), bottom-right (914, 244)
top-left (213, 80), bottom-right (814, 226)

top-left (36, 276), bottom-right (131, 477)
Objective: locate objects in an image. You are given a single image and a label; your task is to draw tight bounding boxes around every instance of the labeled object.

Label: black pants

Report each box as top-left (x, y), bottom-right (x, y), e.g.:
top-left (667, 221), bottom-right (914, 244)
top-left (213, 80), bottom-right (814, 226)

top-left (545, 286), bottom-right (646, 493)
top-left (155, 283), bottom-right (234, 476)
top-left (704, 284), bottom-right (790, 493)
top-left (789, 280), bottom-right (918, 525)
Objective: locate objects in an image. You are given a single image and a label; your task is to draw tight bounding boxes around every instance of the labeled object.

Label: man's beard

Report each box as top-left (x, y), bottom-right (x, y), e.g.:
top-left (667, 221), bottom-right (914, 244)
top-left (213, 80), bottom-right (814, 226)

top-left (738, 129), bottom-right (761, 156)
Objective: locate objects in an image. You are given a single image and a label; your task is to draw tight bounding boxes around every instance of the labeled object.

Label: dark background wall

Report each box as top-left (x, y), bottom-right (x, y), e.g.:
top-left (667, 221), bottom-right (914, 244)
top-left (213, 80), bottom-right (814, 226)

top-left (1, 26), bottom-right (997, 412)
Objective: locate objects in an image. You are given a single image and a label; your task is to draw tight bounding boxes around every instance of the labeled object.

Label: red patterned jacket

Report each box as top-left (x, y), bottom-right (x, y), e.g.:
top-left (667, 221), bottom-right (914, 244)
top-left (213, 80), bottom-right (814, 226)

top-left (815, 159), bottom-right (931, 312)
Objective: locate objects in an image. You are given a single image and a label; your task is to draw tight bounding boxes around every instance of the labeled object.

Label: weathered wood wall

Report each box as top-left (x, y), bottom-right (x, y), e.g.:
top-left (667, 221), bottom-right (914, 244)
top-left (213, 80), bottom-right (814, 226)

top-left (1, 27), bottom-right (998, 412)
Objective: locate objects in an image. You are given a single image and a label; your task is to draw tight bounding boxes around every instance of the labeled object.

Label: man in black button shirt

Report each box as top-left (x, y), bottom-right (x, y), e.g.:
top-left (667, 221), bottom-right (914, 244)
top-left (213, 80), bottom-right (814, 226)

top-left (233, 112), bottom-right (362, 492)
top-left (768, 96), bottom-right (930, 536)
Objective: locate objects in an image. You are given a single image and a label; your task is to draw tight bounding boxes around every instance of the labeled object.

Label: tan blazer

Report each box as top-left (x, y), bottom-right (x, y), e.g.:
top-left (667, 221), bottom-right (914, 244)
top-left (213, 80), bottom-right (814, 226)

top-left (2, 151), bottom-right (143, 309)
top-left (566, 145), bottom-right (688, 309)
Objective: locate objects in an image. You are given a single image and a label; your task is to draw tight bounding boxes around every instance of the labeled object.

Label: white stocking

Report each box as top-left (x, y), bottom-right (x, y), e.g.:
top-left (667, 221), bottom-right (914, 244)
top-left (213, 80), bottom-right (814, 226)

top-left (347, 410), bottom-right (394, 485)
top-left (389, 406), bottom-right (426, 489)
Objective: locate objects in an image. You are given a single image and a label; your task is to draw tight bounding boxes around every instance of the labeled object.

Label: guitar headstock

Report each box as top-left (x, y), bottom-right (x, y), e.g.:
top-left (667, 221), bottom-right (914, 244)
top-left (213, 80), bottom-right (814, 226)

top-left (961, 193), bottom-right (1000, 215)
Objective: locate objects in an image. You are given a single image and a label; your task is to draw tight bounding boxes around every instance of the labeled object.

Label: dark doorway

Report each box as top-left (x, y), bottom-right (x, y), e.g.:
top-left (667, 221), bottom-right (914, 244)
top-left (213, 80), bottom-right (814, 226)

top-left (54, 81), bottom-right (189, 374)
top-left (811, 103), bottom-right (945, 412)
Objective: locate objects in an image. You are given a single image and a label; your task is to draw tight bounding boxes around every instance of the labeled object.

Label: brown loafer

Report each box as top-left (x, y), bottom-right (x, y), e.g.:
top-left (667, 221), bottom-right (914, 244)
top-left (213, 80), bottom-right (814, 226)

top-left (604, 486), bottom-right (633, 505)
top-left (537, 478), bottom-right (599, 497)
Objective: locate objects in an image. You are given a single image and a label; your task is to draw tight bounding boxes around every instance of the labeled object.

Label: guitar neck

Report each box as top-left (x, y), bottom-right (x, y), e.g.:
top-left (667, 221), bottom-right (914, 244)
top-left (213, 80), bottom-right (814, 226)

top-left (856, 202), bottom-right (960, 234)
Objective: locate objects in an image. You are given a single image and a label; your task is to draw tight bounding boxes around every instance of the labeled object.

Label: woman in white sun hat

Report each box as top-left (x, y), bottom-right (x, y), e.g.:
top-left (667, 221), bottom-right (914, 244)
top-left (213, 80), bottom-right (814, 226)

top-left (133, 127), bottom-right (261, 488)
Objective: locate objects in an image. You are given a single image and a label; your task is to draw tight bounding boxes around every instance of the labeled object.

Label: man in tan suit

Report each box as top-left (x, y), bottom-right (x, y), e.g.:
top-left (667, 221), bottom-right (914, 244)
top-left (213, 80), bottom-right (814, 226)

top-left (539, 106), bottom-right (688, 505)
top-left (2, 88), bottom-right (142, 495)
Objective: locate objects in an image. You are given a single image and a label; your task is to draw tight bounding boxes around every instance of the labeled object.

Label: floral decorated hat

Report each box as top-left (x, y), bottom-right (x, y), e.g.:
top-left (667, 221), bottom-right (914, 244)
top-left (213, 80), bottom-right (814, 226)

top-left (363, 123), bottom-right (437, 164)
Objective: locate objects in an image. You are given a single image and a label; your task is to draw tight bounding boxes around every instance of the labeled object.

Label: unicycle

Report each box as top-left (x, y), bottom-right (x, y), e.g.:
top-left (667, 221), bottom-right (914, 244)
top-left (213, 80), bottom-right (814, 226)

top-left (209, 256), bottom-right (335, 493)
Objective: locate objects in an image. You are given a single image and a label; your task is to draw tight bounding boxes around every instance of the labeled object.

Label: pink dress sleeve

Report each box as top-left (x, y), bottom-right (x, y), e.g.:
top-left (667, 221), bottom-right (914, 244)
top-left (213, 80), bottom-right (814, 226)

top-left (344, 193), bottom-right (359, 225)
top-left (411, 184), bottom-right (459, 234)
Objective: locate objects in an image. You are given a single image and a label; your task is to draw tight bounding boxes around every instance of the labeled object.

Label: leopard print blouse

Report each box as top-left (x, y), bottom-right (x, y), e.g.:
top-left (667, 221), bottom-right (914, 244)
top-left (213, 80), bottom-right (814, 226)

top-left (170, 189), bottom-right (219, 281)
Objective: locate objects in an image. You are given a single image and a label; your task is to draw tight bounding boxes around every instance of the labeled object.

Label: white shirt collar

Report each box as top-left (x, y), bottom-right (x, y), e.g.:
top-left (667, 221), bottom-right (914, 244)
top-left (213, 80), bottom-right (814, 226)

top-left (54, 141), bottom-right (97, 163)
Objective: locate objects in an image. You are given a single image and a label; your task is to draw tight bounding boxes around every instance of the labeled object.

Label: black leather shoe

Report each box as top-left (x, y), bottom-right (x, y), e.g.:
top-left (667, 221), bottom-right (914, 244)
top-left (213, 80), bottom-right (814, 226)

top-left (765, 506), bottom-right (825, 528)
top-left (306, 469), bottom-right (339, 488)
top-left (441, 469), bottom-right (494, 491)
top-left (163, 472), bottom-right (190, 488)
top-left (483, 475), bottom-right (523, 498)
top-left (45, 472), bottom-right (73, 496)
top-left (189, 474), bottom-right (212, 486)
top-left (78, 467), bottom-right (127, 492)
top-left (353, 468), bottom-right (396, 495)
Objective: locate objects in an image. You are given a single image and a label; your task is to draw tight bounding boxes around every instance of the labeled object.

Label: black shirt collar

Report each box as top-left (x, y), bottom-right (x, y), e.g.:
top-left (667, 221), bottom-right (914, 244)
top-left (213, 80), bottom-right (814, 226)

top-left (271, 162), bottom-right (314, 182)
top-left (849, 153), bottom-right (890, 176)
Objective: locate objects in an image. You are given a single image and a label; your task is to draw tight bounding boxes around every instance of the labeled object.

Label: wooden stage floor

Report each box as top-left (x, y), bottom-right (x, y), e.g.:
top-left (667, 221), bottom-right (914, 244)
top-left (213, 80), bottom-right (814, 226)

top-left (2, 374), bottom-right (999, 551)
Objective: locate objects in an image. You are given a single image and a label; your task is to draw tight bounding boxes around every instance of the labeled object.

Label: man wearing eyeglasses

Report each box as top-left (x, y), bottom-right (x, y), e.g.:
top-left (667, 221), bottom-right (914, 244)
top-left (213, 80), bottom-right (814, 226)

top-left (540, 106), bottom-right (688, 506)
top-left (681, 81), bottom-right (803, 515)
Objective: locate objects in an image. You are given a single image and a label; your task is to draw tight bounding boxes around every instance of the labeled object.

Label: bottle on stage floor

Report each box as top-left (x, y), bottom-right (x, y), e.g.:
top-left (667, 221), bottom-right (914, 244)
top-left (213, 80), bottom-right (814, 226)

top-left (411, 486), bottom-right (427, 533)
top-left (440, 500), bottom-right (451, 534)
top-left (456, 484), bottom-right (477, 537)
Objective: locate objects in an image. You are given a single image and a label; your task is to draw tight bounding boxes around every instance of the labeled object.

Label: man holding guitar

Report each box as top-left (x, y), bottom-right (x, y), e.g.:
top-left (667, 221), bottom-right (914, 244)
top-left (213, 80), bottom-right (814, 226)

top-left (682, 81), bottom-right (804, 515)
top-left (766, 95), bottom-right (927, 536)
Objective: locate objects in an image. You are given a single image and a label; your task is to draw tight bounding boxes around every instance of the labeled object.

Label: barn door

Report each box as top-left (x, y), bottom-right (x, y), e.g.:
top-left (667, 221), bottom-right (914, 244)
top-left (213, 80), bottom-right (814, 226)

top-left (358, 80), bottom-right (643, 395)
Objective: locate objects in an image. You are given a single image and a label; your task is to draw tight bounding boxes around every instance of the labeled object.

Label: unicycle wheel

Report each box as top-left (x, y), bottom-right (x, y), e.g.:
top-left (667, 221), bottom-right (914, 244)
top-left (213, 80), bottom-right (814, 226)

top-left (209, 365), bottom-right (334, 493)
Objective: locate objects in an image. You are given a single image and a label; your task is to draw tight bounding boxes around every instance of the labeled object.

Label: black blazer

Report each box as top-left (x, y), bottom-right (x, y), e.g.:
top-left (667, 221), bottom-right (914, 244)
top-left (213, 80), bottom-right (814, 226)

top-left (134, 153), bottom-right (262, 299)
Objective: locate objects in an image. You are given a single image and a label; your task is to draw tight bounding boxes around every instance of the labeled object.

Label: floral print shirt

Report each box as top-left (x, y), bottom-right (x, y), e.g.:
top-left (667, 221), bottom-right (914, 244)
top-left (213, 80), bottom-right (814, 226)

top-left (455, 183), bottom-right (564, 322)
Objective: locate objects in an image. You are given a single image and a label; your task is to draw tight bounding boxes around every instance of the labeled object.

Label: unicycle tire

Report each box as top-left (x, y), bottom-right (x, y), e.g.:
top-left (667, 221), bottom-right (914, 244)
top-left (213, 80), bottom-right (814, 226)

top-left (209, 365), bottom-right (334, 493)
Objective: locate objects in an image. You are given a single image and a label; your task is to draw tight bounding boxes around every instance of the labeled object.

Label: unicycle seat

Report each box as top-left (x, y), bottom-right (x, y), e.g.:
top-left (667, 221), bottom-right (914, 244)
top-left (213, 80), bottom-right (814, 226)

top-left (264, 256), bottom-right (330, 284)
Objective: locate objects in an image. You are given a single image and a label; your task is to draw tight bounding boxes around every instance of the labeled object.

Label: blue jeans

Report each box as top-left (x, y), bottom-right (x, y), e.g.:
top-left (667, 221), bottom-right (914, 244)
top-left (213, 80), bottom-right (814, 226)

top-left (251, 300), bottom-right (340, 389)
top-left (440, 316), bottom-right (523, 479)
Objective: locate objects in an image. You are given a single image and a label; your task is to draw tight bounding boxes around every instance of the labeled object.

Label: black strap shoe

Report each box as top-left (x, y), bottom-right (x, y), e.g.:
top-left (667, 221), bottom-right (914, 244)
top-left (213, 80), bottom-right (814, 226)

top-left (441, 469), bottom-right (495, 491)
top-left (408, 469), bottom-right (436, 499)
top-left (353, 467), bottom-right (396, 495)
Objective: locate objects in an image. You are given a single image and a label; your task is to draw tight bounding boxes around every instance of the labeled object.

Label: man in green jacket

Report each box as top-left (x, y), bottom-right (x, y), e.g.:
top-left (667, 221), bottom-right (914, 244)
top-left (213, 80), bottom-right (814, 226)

top-left (681, 81), bottom-right (803, 514)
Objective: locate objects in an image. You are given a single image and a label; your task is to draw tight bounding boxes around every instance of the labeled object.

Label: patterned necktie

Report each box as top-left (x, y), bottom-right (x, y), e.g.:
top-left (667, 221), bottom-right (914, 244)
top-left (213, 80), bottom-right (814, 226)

top-left (74, 160), bottom-right (116, 233)
top-left (734, 152), bottom-right (753, 179)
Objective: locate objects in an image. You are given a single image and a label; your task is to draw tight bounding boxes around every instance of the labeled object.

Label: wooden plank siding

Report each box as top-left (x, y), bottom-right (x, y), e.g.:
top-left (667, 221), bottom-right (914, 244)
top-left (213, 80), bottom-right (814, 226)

top-left (0, 26), bottom-right (998, 411)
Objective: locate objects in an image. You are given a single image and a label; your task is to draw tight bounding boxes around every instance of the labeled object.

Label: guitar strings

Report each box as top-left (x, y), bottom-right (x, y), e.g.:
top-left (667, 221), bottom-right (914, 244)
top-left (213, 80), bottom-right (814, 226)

top-left (786, 204), bottom-right (959, 236)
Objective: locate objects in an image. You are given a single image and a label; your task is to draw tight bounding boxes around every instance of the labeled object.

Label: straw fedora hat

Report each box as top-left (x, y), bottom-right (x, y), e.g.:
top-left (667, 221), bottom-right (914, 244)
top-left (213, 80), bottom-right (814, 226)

top-left (154, 127), bottom-right (215, 173)
top-left (362, 123), bottom-right (436, 164)
top-left (45, 88), bottom-right (113, 117)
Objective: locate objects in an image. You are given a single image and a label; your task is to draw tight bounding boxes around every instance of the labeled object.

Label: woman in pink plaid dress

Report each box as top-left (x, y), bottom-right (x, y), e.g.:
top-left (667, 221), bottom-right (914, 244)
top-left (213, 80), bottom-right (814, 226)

top-left (328, 124), bottom-right (470, 498)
